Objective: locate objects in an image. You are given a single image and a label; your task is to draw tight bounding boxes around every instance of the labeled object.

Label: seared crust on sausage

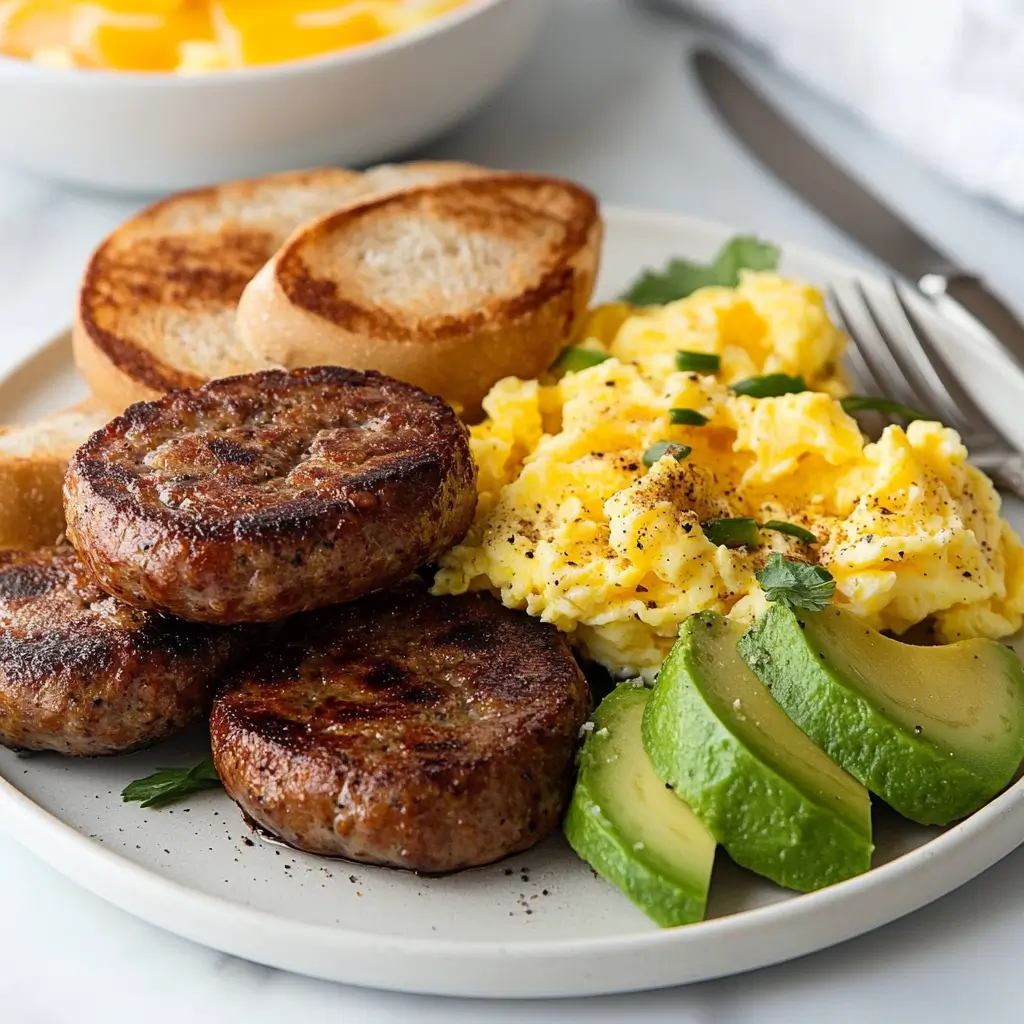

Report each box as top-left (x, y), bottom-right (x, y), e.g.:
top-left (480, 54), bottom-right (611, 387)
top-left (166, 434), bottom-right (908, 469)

top-left (210, 585), bottom-right (589, 873)
top-left (0, 547), bottom-right (237, 756)
top-left (64, 366), bottom-right (477, 624)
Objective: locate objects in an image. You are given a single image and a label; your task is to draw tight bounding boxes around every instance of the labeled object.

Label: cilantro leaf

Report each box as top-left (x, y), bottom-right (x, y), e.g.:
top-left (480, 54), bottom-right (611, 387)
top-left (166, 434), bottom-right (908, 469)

top-left (756, 553), bottom-right (835, 612)
top-left (623, 236), bottom-right (780, 306)
top-left (122, 756), bottom-right (223, 809)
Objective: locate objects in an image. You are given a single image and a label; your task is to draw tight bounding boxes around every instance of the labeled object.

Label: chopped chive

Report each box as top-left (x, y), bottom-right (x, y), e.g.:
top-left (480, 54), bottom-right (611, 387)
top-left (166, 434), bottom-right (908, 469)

top-left (675, 350), bottom-right (721, 373)
top-left (840, 395), bottom-right (930, 422)
top-left (669, 408), bottom-right (709, 426)
top-left (762, 520), bottom-right (819, 544)
top-left (642, 441), bottom-right (693, 467)
top-left (703, 517), bottom-right (760, 549)
top-left (551, 346), bottom-right (611, 375)
top-left (730, 374), bottom-right (807, 398)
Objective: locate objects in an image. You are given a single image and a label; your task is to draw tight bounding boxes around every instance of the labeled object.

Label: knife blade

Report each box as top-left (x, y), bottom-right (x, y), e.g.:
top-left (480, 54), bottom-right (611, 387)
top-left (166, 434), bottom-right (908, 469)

top-left (692, 49), bottom-right (1024, 370)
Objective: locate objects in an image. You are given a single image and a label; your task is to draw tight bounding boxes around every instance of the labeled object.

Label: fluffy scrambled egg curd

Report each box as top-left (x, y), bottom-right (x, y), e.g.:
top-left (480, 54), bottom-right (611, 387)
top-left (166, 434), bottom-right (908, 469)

top-left (433, 271), bottom-right (1024, 679)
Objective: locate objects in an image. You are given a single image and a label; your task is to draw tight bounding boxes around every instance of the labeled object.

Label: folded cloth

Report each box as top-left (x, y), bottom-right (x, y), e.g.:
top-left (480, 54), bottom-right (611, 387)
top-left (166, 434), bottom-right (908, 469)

top-left (681, 0), bottom-right (1024, 213)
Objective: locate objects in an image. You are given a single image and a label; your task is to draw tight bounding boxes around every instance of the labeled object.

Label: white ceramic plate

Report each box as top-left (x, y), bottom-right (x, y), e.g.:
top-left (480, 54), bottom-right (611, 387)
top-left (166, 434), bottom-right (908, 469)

top-left (1, 208), bottom-right (1023, 1000)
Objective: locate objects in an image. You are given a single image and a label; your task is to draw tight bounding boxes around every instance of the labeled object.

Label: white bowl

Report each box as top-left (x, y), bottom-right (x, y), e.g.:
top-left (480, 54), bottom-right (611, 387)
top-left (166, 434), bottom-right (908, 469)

top-left (0, 0), bottom-right (547, 193)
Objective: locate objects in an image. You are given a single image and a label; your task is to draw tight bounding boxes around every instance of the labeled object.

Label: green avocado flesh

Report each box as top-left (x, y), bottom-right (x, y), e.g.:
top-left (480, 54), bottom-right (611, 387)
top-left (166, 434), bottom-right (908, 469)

top-left (642, 611), bottom-right (873, 892)
top-left (740, 603), bottom-right (1024, 825)
top-left (564, 683), bottom-right (716, 927)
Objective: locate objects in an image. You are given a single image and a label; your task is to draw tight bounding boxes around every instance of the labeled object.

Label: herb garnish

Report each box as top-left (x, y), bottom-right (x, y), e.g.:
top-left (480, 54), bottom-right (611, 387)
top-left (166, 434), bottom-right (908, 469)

top-left (731, 374), bottom-right (807, 398)
top-left (756, 553), bottom-right (835, 612)
top-left (762, 520), bottom-right (819, 544)
top-left (550, 346), bottom-right (611, 375)
top-left (623, 236), bottom-right (780, 306)
top-left (642, 441), bottom-right (693, 467)
top-left (703, 517), bottom-right (760, 549)
top-left (675, 351), bottom-right (721, 374)
top-left (122, 756), bottom-right (223, 809)
top-left (669, 407), bottom-right (709, 426)
top-left (840, 395), bottom-right (930, 423)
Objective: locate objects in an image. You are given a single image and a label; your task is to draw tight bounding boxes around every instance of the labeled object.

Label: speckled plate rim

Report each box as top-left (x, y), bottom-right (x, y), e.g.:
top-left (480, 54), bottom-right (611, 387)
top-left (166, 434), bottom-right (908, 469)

top-left (1, 206), bottom-right (1023, 1000)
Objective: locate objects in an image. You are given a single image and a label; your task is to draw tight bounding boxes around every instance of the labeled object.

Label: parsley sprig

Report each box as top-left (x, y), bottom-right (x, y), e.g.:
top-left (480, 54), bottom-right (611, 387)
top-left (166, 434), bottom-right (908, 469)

top-left (623, 237), bottom-right (780, 306)
top-left (756, 553), bottom-right (836, 612)
top-left (122, 756), bottom-right (223, 809)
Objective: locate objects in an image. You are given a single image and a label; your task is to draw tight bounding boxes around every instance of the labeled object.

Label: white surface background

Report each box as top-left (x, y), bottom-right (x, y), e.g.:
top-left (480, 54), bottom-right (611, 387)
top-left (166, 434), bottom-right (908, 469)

top-left (1, 1), bottom-right (1023, 1020)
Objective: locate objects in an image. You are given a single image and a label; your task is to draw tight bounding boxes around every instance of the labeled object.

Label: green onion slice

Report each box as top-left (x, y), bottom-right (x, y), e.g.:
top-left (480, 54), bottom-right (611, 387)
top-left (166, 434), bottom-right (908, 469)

top-left (675, 350), bottom-right (721, 373)
top-left (840, 395), bottom-right (930, 422)
top-left (551, 346), bottom-right (611, 375)
top-left (730, 373), bottom-right (808, 398)
top-left (702, 517), bottom-right (760, 549)
top-left (669, 407), bottom-right (709, 426)
top-left (642, 441), bottom-right (693, 467)
top-left (762, 520), bottom-right (819, 544)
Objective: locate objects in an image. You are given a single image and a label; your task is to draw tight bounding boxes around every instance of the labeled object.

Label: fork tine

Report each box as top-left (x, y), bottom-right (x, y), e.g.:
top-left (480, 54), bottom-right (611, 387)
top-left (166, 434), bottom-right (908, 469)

top-left (890, 282), bottom-right (1005, 446)
top-left (827, 288), bottom-right (885, 396)
top-left (830, 286), bottom-right (927, 414)
top-left (851, 281), bottom-right (943, 420)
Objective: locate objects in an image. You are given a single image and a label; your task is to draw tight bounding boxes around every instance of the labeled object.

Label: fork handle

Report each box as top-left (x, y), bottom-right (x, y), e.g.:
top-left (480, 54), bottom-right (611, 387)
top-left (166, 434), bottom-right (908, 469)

top-left (919, 273), bottom-right (1024, 374)
top-left (972, 451), bottom-right (1024, 501)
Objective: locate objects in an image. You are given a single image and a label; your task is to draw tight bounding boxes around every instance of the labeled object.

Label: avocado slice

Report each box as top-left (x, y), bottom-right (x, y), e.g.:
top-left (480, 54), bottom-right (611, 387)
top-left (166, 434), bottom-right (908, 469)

top-left (564, 682), bottom-right (716, 927)
top-left (642, 611), bottom-right (873, 892)
top-left (741, 603), bottom-right (1024, 825)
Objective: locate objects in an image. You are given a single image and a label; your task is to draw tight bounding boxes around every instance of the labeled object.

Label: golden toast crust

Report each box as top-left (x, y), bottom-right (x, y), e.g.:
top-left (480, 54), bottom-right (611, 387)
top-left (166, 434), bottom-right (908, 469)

top-left (274, 174), bottom-right (601, 345)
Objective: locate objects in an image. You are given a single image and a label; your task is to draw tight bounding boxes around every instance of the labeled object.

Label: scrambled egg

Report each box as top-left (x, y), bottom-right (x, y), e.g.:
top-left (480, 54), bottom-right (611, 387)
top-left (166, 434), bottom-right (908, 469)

top-left (0, 0), bottom-right (468, 72)
top-left (433, 271), bottom-right (1024, 679)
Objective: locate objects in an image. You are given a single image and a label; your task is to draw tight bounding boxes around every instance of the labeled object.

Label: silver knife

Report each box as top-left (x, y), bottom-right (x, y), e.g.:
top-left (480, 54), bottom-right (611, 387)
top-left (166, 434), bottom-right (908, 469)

top-left (693, 49), bottom-right (1024, 370)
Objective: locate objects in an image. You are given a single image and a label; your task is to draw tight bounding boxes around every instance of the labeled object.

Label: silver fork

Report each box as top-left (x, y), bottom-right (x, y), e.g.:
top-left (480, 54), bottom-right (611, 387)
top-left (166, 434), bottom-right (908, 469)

top-left (828, 281), bottom-right (1024, 500)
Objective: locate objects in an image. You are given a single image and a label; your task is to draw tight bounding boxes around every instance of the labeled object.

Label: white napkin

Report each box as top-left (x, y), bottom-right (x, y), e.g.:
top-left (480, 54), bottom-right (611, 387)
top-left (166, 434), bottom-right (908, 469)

top-left (681, 0), bottom-right (1024, 213)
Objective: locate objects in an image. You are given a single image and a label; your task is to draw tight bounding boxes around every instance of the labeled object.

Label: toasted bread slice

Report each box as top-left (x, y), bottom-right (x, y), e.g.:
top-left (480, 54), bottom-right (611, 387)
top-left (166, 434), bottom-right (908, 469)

top-left (74, 162), bottom-right (486, 411)
top-left (236, 174), bottom-right (603, 415)
top-left (0, 398), bottom-right (111, 550)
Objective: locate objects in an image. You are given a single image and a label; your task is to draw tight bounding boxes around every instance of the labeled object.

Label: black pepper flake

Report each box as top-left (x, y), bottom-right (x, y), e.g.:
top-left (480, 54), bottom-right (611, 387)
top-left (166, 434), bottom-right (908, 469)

top-left (525, 551), bottom-right (535, 559)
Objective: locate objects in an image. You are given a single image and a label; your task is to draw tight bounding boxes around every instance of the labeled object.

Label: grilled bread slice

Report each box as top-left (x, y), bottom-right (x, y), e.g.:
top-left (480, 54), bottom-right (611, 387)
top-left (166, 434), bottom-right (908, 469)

top-left (73, 162), bottom-right (486, 412)
top-left (0, 398), bottom-right (111, 550)
top-left (235, 174), bottom-right (603, 416)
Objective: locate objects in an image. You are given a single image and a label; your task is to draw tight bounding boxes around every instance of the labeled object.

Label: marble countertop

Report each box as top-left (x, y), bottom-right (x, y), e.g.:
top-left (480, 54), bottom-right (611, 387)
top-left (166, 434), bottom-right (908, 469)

top-left (2, 1), bottom-right (1023, 1020)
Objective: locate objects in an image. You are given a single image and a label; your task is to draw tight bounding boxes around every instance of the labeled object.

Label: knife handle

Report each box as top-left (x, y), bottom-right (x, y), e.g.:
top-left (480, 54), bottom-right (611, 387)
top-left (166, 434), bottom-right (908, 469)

top-left (920, 272), bottom-right (1024, 372)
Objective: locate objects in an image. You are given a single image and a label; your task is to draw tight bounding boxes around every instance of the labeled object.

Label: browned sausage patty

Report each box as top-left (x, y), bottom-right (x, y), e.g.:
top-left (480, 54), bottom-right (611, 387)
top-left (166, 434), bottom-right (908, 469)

top-left (0, 546), bottom-right (238, 756)
top-left (210, 585), bottom-right (589, 873)
top-left (64, 366), bottom-right (476, 624)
